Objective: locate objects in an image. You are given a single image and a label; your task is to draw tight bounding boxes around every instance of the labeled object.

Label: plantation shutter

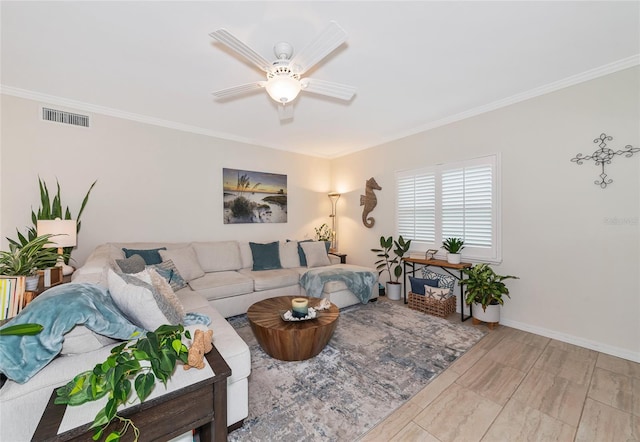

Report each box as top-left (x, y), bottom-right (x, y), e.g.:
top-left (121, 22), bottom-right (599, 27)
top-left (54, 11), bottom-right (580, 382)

top-left (395, 154), bottom-right (500, 263)
top-left (397, 170), bottom-right (435, 242)
top-left (442, 165), bottom-right (493, 249)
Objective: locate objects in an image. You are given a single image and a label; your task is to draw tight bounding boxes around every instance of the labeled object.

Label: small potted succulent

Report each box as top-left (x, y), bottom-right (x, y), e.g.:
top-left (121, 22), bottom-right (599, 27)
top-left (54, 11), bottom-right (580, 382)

top-left (460, 263), bottom-right (519, 328)
top-left (442, 237), bottom-right (465, 264)
top-left (371, 235), bottom-right (412, 301)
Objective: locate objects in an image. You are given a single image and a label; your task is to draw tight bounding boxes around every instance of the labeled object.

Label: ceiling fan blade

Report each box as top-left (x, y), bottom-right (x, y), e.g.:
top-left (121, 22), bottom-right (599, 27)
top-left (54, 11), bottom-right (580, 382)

top-left (278, 103), bottom-right (294, 121)
top-left (209, 29), bottom-right (272, 73)
top-left (212, 81), bottom-right (266, 99)
top-left (300, 78), bottom-right (356, 101)
top-left (289, 21), bottom-right (347, 75)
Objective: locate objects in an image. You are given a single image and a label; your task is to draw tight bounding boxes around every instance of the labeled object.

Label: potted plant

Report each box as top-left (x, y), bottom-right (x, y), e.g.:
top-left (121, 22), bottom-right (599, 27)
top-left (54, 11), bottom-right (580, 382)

top-left (460, 263), bottom-right (519, 328)
top-left (0, 235), bottom-right (62, 290)
top-left (314, 223), bottom-right (332, 242)
top-left (371, 235), bottom-right (412, 301)
top-left (442, 237), bottom-right (465, 264)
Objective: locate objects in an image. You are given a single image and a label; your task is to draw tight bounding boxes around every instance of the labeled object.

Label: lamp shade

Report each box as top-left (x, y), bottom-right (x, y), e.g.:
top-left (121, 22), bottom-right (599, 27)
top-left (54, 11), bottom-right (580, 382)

top-left (265, 75), bottom-right (302, 104)
top-left (37, 219), bottom-right (77, 248)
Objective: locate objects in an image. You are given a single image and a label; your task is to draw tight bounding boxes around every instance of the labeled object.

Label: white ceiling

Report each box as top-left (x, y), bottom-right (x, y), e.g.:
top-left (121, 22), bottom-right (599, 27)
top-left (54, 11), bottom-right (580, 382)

top-left (2, 1), bottom-right (639, 158)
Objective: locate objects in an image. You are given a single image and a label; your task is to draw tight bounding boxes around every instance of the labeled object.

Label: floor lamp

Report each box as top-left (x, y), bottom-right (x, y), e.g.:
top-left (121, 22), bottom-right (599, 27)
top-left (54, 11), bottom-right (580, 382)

top-left (37, 218), bottom-right (77, 276)
top-left (328, 192), bottom-right (341, 252)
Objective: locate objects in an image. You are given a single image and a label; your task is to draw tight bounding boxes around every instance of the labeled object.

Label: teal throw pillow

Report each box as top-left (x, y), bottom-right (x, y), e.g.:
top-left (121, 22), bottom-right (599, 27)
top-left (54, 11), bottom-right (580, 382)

top-left (122, 247), bottom-right (166, 265)
top-left (250, 241), bottom-right (282, 271)
top-left (409, 276), bottom-right (439, 295)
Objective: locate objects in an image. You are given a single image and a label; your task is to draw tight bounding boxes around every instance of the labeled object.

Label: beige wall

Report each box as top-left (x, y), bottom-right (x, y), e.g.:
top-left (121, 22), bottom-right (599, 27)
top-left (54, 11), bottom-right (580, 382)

top-left (331, 66), bottom-right (640, 361)
top-left (0, 95), bottom-right (332, 265)
top-left (1, 67), bottom-right (638, 361)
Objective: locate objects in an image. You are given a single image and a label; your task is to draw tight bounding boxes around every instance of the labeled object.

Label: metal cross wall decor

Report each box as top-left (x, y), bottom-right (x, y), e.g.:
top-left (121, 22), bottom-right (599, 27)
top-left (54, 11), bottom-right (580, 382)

top-left (570, 133), bottom-right (639, 189)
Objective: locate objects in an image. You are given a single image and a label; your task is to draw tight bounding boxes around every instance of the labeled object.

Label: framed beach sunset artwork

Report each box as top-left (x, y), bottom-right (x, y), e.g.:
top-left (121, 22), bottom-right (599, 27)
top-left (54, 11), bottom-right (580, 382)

top-left (223, 168), bottom-right (288, 224)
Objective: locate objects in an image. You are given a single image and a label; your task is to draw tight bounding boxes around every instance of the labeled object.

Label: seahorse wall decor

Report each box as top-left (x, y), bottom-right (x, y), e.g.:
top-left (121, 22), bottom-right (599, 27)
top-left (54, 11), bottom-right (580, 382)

top-left (360, 177), bottom-right (381, 228)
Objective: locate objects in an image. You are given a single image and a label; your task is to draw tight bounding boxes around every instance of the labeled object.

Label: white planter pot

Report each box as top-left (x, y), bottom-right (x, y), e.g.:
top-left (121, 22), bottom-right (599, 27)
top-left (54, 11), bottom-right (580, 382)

top-left (472, 302), bottom-right (500, 324)
top-left (25, 275), bottom-right (40, 291)
top-left (386, 282), bottom-right (402, 301)
top-left (447, 253), bottom-right (461, 264)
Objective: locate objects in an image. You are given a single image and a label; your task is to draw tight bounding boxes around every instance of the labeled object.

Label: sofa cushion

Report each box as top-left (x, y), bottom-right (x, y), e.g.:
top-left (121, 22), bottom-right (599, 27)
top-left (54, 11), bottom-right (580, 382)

top-left (146, 259), bottom-right (187, 291)
top-left (60, 325), bottom-right (118, 355)
top-left (279, 240), bottom-right (301, 268)
top-left (300, 241), bottom-right (331, 268)
top-left (188, 271), bottom-right (254, 301)
top-left (193, 241), bottom-right (242, 272)
top-left (238, 268), bottom-right (299, 291)
top-left (122, 247), bottom-right (166, 265)
top-left (107, 268), bottom-right (185, 331)
top-left (159, 246), bottom-right (205, 282)
top-left (115, 254), bottom-right (146, 274)
top-left (249, 241), bottom-right (282, 271)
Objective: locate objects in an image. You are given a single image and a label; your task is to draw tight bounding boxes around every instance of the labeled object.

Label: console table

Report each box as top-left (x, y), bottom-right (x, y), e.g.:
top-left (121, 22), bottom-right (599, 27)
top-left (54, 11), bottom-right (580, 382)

top-left (403, 257), bottom-right (473, 322)
top-left (32, 344), bottom-right (231, 442)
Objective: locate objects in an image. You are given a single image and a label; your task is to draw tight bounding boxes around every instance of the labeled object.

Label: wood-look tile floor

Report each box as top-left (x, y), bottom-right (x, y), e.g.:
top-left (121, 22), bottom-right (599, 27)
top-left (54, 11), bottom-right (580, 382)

top-left (358, 299), bottom-right (640, 442)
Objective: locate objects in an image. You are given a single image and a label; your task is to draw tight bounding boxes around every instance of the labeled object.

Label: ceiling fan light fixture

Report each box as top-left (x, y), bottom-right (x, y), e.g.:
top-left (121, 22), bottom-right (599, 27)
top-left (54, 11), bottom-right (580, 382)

top-left (265, 75), bottom-right (301, 104)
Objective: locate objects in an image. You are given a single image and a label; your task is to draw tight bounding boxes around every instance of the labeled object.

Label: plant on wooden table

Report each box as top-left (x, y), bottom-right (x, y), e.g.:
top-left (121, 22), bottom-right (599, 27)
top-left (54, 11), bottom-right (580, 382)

top-left (6, 177), bottom-right (96, 265)
top-left (55, 325), bottom-right (190, 442)
top-left (442, 237), bottom-right (465, 254)
top-left (0, 235), bottom-right (61, 276)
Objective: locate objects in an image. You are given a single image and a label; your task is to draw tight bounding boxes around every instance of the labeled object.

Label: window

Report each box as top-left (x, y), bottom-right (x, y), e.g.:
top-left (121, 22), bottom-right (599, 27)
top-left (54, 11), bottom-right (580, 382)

top-left (396, 154), bottom-right (501, 263)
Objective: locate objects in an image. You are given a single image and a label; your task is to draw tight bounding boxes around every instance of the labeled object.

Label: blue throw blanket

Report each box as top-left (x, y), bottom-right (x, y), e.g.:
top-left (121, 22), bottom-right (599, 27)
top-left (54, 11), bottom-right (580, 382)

top-left (0, 283), bottom-right (144, 384)
top-left (300, 268), bottom-right (377, 304)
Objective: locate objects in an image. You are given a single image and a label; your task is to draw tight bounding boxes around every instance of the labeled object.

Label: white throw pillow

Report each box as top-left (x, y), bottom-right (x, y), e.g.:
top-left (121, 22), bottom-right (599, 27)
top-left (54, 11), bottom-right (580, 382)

top-left (279, 241), bottom-right (301, 268)
top-left (300, 241), bottom-right (331, 268)
top-left (107, 268), bottom-right (184, 331)
top-left (424, 285), bottom-right (451, 300)
top-left (159, 246), bottom-right (205, 282)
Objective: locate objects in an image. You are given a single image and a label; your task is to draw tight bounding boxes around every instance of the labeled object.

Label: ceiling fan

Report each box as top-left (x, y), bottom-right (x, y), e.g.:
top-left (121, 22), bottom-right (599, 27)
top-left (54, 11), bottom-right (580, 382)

top-left (209, 21), bottom-right (356, 120)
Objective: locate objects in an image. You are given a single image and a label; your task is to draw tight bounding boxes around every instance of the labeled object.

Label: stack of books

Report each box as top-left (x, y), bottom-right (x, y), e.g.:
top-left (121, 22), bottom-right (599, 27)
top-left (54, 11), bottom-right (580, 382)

top-left (0, 276), bottom-right (26, 320)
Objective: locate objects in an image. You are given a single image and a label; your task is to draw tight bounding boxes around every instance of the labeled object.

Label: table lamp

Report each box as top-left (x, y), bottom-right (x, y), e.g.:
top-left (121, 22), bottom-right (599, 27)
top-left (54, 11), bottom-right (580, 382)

top-left (37, 218), bottom-right (77, 276)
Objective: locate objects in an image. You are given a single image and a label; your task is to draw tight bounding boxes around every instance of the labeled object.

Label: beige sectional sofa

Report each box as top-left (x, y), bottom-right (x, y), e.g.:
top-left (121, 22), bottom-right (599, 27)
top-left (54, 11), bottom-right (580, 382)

top-left (70, 240), bottom-right (377, 431)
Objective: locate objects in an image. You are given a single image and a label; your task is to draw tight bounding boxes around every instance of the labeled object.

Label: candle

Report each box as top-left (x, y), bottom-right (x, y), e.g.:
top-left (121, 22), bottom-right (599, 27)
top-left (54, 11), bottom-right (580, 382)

top-left (291, 298), bottom-right (309, 318)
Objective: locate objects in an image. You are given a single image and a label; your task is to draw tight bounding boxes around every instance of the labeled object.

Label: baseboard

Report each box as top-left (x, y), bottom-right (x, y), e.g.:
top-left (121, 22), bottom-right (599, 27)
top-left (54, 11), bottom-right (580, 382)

top-left (499, 317), bottom-right (640, 363)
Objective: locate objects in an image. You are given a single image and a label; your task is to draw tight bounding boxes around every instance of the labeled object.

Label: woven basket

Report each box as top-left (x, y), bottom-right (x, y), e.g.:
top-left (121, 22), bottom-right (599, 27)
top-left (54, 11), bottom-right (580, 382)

top-left (408, 292), bottom-right (456, 318)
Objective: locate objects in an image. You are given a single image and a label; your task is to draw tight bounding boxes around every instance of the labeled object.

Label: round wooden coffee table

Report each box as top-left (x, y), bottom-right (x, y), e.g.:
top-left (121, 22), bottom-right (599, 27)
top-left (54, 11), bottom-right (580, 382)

top-left (247, 296), bottom-right (339, 361)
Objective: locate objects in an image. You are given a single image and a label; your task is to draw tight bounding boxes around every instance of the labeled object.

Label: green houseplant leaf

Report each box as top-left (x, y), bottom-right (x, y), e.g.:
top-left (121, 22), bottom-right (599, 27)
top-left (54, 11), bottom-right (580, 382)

top-left (460, 263), bottom-right (519, 311)
top-left (371, 235), bottom-right (412, 283)
top-left (56, 324), bottom-right (190, 442)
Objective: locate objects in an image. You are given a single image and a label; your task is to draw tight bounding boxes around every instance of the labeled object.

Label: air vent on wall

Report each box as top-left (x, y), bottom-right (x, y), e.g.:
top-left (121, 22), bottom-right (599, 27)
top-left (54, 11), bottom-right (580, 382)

top-left (42, 107), bottom-right (90, 127)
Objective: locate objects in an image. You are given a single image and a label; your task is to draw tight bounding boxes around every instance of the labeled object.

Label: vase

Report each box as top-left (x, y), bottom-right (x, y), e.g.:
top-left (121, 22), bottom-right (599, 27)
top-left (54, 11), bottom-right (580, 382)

top-left (447, 253), bottom-right (461, 264)
top-left (472, 302), bottom-right (500, 325)
top-left (25, 274), bottom-right (40, 291)
top-left (386, 282), bottom-right (402, 301)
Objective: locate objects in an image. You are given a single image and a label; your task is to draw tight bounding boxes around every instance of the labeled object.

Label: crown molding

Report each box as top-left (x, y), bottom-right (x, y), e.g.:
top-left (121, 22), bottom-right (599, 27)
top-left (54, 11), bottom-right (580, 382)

top-left (367, 54), bottom-right (640, 152)
top-left (2, 54), bottom-right (638, 160)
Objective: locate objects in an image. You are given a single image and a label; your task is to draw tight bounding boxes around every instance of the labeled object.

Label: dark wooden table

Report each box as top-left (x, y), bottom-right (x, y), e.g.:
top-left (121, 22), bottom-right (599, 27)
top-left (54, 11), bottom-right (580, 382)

top-left (247, 296), bottom-right (339, 361)
top-left (32, 344), bottom-right (231, 442)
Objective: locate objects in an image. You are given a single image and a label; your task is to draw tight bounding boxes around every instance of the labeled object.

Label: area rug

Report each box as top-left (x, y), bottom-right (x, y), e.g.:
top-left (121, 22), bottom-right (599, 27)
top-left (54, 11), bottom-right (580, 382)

top-left (226, 300), bottom-right (486, 442)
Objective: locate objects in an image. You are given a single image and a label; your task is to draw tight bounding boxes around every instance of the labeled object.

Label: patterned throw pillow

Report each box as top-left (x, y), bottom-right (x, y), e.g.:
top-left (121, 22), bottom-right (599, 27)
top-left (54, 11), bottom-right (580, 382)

top-left (147, 259), bottom-right (187, 291)
top-left (424, 286), bottom-right (451, 300)
top-left (421, 269), bottom-right (456, 297)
